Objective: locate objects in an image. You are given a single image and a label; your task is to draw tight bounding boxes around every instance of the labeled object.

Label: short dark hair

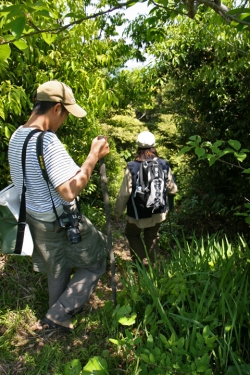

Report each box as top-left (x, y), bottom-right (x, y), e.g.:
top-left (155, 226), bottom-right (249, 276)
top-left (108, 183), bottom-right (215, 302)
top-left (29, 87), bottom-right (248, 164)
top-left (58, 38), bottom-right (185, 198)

top-left (135, 147), bottom-right (159, 161)
top-left (32, 101), bottom-right (67, 116)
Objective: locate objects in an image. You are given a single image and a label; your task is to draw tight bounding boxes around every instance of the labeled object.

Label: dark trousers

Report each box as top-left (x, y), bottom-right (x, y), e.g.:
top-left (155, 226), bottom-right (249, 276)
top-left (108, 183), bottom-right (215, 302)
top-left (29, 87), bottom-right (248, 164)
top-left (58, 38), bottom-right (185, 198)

top-left (125, 221), bottom-right (161, 262)
top-left (46, 258), bottom-right (106, 322)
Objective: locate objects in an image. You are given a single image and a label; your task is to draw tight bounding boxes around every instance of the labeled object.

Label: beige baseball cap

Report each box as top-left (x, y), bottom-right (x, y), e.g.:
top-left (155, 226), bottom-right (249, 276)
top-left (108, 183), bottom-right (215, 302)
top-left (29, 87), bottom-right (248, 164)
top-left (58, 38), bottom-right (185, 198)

top-left (137, 131), bottom-right (156, 148)
top-left (36, 80), bottom-right (87, 118)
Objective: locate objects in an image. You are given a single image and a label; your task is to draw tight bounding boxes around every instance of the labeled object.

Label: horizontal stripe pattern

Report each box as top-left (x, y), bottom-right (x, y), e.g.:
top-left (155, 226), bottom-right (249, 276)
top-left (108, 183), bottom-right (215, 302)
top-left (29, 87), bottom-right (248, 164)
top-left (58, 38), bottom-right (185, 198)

top-left (8, 127), bottom-right (80, 213)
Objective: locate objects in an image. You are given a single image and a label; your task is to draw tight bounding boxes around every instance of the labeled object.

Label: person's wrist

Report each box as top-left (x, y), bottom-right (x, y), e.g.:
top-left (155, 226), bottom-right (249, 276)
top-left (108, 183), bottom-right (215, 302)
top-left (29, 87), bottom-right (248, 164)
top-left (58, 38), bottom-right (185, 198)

top-left (86, 151), bottom-right (99, 164)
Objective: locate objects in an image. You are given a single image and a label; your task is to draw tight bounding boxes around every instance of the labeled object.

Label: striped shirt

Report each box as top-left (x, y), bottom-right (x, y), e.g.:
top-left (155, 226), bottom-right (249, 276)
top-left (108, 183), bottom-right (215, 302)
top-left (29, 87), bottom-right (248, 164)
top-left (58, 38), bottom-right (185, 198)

top-left (8, 126), bottom-right (81, 214)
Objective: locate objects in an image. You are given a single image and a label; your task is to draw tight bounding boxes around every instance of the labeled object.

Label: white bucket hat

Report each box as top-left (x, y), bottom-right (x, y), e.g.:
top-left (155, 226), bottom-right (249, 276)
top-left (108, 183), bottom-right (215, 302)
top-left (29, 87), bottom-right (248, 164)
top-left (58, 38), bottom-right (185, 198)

top-left (137, 131), bottom-right (156, 148)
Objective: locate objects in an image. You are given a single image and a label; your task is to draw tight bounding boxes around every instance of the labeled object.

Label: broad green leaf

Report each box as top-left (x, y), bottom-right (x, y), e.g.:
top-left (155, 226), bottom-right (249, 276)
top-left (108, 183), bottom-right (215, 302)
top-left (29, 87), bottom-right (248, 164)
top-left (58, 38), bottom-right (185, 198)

top-left (220, 148), bottom-right (234, 156)
top-left (242, 168), bottom-right (250, 173)
top-left (64, 12), bottom-right (83, 19)
top-left (13, 39), bottom-right (28, 50)
top-left (227, 7), bottom-right (250, 15)
top-left (209, 156), bottom-right (217, 166)
top-left (118, 313), bottom-right (137, 325)
top-left (146, 16), bottom-right (158, 26)
top-left (228, 139), bottom-right (241, 151)
top-left (140, 354), bottom-right (150, 363)
top-left (177, 337), bottom-right (185, 349)
top-left (158, 0), bottom-right (169, 6)
top-left (7, 17), bottom-right (26, 39)
top-left (42, 33), bottom-right (57, 45)
top-left (196, 332), bottom-right (204, 343)
top-left (34, 10), bottom-right (51, 18)
top-left (237, 14), bottom-right (250, 22)
top-left (149, 353), bottom-right (155, 363)
top-left (109, 338), bottom-right (119, 345)
top-left (82, 356), bottom-right (108, 375)
top-left (195, 147), bottom-right (205, 157)
top-left (234, 152), bottom-right (247, 162)
top-left (64, 359), bottom-right (82, 375)
top-left (189, 135), bottom-right (201, 142)
top-left (159, 333), bottom-right (168, 344)
top-left (200, 353), bottom-right (209, 364)
top-left (177, 146), bottom-right (191, 156)
top-left (213, 140), bottom-right (223, 147)
top-left (0, 44), bottom-right (11, 61)
top-left (0, 107), bottom-right (5, 120)
top-left (116, 305), bottom-right (132, 318)
top-left (4, 126), bottom-right (11, 139)
top-left (0, 5), bottom-right (22, 17)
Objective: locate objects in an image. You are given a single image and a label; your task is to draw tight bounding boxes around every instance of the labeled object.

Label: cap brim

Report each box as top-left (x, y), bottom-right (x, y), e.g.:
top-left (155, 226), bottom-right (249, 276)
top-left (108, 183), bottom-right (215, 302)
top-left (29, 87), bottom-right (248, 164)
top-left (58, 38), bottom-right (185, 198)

top-left (64, 103), bottom-right (87, 118)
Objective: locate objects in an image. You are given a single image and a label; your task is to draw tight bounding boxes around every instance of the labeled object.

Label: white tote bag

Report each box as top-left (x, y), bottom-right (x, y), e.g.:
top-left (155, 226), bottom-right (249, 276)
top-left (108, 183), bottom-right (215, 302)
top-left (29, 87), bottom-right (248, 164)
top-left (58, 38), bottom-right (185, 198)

top-left (0, 184), bottom-right (34, 256)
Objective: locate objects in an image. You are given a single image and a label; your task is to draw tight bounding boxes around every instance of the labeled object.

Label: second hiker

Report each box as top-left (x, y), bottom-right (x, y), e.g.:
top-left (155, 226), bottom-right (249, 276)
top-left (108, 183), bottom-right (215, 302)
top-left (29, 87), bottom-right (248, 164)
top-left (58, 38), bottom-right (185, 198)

top-left (114, 131), bottom-right (178, 262)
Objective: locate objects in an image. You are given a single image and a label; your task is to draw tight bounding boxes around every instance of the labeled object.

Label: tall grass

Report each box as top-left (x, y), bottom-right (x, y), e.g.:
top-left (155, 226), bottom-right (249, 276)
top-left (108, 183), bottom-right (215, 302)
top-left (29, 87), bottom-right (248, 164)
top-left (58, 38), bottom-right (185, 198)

top-left (0, 234), bottom-right (250, 374)
top-left (115, 234), bottom-right (250, 375)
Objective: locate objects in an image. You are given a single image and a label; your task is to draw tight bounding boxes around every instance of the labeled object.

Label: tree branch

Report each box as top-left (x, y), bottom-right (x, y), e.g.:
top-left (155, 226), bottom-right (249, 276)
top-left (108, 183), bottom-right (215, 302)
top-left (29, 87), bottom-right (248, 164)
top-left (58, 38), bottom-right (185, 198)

top-left (0, 0), bottom-right (136, 45)
top-left (2, 0), bottom-right (250, 45)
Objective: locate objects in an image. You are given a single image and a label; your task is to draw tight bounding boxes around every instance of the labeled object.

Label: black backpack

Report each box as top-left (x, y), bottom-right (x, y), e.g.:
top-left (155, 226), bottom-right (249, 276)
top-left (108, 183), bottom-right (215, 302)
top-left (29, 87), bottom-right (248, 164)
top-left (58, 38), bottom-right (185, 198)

top-left (132, 158), bottom-right (169, 219)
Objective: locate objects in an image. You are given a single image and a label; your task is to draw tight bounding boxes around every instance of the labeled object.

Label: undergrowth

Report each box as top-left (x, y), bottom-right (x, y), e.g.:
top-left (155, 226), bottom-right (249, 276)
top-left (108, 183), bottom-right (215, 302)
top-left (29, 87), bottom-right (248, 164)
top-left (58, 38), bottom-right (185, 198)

top-left (1, 233), bottom-right (250, 375)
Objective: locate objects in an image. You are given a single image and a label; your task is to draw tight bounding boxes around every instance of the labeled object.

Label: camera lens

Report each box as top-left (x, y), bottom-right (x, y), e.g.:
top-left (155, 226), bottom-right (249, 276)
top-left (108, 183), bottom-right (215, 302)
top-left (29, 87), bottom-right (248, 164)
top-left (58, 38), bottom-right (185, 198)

top-left (67, 227), bottom-right (82, 244)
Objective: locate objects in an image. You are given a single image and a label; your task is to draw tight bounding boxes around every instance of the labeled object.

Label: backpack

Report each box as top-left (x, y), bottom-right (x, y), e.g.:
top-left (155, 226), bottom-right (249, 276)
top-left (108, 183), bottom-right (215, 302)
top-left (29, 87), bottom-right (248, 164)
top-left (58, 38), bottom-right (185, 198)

top-left (132, 158), bottom-right (169, 219)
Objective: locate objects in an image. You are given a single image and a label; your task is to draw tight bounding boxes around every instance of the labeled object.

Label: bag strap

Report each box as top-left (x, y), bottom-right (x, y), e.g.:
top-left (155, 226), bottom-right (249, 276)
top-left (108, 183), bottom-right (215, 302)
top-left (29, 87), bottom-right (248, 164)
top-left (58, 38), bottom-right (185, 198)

top-left (15, 129), bottom-right (42, 255)
top-left (36, 130), bottom-right (60, 222)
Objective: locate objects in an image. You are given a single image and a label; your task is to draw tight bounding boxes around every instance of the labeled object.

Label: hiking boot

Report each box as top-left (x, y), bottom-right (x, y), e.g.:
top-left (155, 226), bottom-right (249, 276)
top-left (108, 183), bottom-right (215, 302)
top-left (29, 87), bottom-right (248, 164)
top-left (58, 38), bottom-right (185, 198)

top-left (41, 316), bottom-right (74, 332)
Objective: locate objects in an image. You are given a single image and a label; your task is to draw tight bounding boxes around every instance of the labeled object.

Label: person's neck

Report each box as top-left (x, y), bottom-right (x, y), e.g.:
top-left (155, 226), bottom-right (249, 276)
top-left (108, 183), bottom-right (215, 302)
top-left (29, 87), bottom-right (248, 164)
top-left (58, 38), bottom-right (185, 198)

top-left (23, 113), bottom-right (50, 131)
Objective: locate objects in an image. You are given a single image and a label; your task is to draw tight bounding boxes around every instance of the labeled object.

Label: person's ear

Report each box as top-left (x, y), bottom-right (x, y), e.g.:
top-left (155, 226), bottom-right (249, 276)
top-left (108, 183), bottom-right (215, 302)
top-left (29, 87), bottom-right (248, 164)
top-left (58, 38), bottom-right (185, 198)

top-left (53, 103), bottom-right (62, 115)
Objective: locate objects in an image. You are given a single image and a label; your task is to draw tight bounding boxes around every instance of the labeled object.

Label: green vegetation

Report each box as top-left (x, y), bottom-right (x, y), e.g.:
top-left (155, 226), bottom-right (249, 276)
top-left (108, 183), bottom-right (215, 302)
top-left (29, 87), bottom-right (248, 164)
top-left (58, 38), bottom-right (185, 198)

top-left (1, 234), bottom-right (250, 374)
top-left (1, 0), bottom-right (250, 373)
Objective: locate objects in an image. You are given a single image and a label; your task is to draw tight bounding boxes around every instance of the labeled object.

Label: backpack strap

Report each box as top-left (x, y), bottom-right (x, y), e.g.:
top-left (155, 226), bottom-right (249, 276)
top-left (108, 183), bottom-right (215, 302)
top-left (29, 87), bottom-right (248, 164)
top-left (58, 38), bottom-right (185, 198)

top-left (36, 131), bottom-right (81, 222)
top-left (36, 130), bottom-right (60, 222)
top-left (131, 195), bottom-right (139, 220)
top-left (15, 129), bottom-right (42, 255)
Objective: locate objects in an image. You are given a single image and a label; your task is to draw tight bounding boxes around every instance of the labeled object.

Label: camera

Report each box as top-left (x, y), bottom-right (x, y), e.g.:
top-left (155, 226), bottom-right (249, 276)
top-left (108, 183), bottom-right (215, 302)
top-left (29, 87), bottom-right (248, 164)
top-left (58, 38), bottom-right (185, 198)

top-left (59, 210), bottom-right (82, 244)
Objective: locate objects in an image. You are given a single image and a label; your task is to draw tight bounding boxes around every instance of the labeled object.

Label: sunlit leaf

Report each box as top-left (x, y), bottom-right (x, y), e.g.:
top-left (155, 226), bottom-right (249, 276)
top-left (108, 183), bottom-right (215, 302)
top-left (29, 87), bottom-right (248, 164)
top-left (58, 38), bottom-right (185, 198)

top-left (228, 139), bottom-right (241, 151)
top-left (118, 313), bottom-right (137, 325)
top-left (42, 33), bottom-right (57, 45)
top-left (234, 152), bottom-right (246, 162)
top-left (4, 126), bottom-right (11, 139)
top-left (82, 356), bottom-right (108, 375)
top-left (0, 107), bottom-right (5, 120)
top-left (13, 39), bottom-right (28, 50)
top-left (242, 168), bottom-right (250, 174)
top-left (0, 44), bottom-right (11, 61)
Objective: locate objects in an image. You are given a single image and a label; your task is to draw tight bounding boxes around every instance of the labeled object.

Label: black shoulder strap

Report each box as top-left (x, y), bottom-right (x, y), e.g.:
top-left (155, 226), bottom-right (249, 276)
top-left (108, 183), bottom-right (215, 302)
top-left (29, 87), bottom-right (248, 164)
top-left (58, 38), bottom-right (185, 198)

top-left (15, 129), bottom-right (42, 255)
top-left (36, 130), bottom-right (60, 222)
